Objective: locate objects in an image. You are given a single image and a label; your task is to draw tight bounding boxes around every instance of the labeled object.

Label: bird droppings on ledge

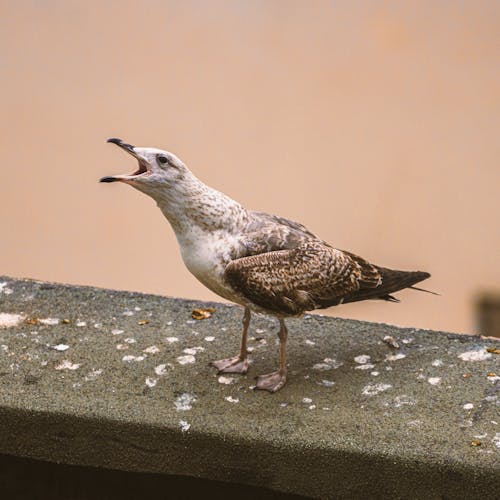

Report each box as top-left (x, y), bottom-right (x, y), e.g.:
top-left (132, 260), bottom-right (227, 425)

top-left (312, 357), bottom-right (343, 371)
top-left (154, 363), bottom-right (171, 375)
top-left (177, 354), bottom-right (196, 365)
top-left (174, 393), bottom-right (196, 411)
top-left (51, 344), bottom-right (69, 352)
top-left (383, 335), bottom-right (400, 349)
top-left (143, 345), bottom-right (160, 354)
top-left (0, 277), bottom-right (499, 498)
top-left (362, 383), bottom-right (392, 396)
top-left (145, 377), bottom-right (157, 388)
top-left (183, 346), bottom-right (204, 355)
top-left (458, 349), bottom-right (492, 361)
top-left (428, 377), bottom-right (441, 385)
top-left (354, 354), bottom-right (371, 364)
top-left (0, 313), bottom-right (25, 328)
top-left (55, 360), bottom-right (80, 371)
top-left (218, 375), bottom-right (236, 385)
top-left (179, 419), bottom-right (191, 432)
top-left (122, 355), bottom-right (146, 362)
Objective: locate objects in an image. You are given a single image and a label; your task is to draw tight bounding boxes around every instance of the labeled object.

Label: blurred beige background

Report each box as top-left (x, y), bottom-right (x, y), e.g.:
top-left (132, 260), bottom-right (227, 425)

top-left (1, 1), bottom-right (498, 334)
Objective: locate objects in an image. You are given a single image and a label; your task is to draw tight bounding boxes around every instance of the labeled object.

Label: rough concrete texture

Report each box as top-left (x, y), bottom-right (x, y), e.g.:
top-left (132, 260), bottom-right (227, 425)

top-left (0, 276), bottom-right (498, 499)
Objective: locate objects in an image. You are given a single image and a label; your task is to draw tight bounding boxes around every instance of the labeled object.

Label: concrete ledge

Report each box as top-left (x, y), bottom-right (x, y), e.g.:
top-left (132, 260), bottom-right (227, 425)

top-left (0, 277), bottom-right (498, 499)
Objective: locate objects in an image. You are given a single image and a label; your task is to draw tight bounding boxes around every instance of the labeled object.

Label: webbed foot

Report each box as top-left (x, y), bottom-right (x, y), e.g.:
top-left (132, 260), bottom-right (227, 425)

top-left (210, 356), bottom-right (249, 374)
top-left (254, 371), bottom-right (286, 392)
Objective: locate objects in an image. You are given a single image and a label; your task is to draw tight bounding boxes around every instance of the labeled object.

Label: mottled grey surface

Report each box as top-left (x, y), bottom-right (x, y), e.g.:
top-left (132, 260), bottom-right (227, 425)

top-left (0, 277), bottom-right (498, 499)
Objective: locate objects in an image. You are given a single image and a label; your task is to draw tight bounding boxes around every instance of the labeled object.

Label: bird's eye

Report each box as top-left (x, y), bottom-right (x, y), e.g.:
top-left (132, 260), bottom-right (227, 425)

top-left (158, 155), bottom-right (168, 165)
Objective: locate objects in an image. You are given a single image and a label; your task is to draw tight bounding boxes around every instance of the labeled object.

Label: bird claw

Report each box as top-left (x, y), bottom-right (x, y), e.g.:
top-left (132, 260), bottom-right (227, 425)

top-left (254, 371), bottom-right (286, 392)
top-left (210, 356), bottom-right (249, 374)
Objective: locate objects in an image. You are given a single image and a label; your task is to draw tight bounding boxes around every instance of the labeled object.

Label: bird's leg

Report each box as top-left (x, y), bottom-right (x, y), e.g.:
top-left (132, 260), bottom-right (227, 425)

top-left (210, 307), bottom-right (250, 374)
top-left (255, 319), bottom-right (288, 392)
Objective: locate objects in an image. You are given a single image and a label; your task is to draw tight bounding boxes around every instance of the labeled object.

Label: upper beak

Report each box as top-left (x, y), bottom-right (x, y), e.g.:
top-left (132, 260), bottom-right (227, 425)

top-left (100, 138), bottom-right (149, 183)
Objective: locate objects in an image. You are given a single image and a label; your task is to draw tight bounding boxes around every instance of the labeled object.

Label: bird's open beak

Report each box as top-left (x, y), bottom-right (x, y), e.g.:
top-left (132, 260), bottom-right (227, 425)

top-left (99, 138), bottom-right (150, 183)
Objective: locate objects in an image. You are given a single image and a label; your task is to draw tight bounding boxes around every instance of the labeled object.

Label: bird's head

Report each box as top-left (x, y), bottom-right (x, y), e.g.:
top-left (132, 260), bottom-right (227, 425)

top-left (100, 138), bottom-right (191, 197)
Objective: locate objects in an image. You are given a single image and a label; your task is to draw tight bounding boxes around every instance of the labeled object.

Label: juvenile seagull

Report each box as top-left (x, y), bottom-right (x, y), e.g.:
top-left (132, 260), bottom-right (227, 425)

top-left (100, 138), bottom-right (431, 392)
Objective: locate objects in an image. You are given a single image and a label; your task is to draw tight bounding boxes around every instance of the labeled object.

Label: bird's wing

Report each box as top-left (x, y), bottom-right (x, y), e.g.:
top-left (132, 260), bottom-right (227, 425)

top-left (224, 240), bottom-right (381, 315)
top-left (242, 211), bottom-right (322, 255)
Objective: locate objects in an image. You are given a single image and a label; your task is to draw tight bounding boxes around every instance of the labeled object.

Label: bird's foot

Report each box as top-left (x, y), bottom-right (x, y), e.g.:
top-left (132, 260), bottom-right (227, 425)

top-left (210, 356), bottom-right (249, 374)
top-left (254, 371), bottom-right (286, 392)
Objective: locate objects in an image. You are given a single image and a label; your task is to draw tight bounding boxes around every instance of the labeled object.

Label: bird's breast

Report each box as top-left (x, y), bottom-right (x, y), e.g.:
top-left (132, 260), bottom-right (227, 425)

top-left (178, 230), bottom-right (244, 302)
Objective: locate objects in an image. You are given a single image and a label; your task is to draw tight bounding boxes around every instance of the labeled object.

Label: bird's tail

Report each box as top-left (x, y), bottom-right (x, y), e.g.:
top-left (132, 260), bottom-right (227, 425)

top-left (374, 267), bottom-right (433, 302)
top-left (342, 268), bottom-right (432, 304)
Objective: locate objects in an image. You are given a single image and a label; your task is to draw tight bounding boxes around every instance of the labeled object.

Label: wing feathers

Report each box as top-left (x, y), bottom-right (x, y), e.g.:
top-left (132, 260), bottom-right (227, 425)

top-left (225, 241), bottom-right (381, 315)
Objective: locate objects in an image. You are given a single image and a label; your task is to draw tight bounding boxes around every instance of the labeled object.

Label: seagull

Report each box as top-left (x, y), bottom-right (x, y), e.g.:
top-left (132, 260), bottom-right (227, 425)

top-left (100, 138), bottom-right (432, 392)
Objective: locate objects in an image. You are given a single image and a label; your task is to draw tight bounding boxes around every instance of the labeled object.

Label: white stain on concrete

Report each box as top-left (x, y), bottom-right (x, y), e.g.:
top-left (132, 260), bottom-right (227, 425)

top-left (39, 317), bottom-right (60, 325)
top-left (175, 393), bottom-right (196, 411)
top-left (145, 377), bottom-right (157, 388)
top-left (355, 364), bottom-right (376, 370)
top-left (116, 344), bottom-right (128, 350)
top-left (122, 355), bottom-right (146, 362)
top-left (218, 375), bottom-right (236, 385)
top-left (204, 336), bottom-right (215, 342)
top-left (0, 282), bottom-right (13, 295)
top-left (225, 396), bottom-right (239, 403)
top-left (76, 321), bottom-right (87, 327)
top-left (463, 403), bottom-right (474, 410)
top-left (407, 420), bottom-right (422, 427)
top-left (431, 359), bottom-right (444, 367)
top-left (492, 433), bottom-right (500, 449)
top-left (155, 363), bottom-right (172, 375)
top-left (177, 354), bottom-right (196, 365)
top-left (393, 395), bottom-right (417, 408)
top-left (371, 371), bottom-right (380, 376)
top-left (124, 338), bottom-right (136, 344)
top-left (84, 369), bottom-right (103, 381)
top-left (122, 310), bottom-right (134, 316)
top-left (111, 329), bottom-right (124, 335)
top-left (302, 397), bottom-right (313, 404)
top-left (458, 349), bottom-right (492, 362)
top-left (354, 355), bottom-right (371, 364)
top-left (312, 358), bottom-right (343, 371)
top-left (179, 420), bottom-right (191, 432)
top-left (143, 345), bottom-right (160, 354)
top-left (0, 313), bottom-right (25, 328)
top-left (362, 383), bottom-right (392, 396)
top-left (385, 353), bottom-right (406, 362)
top-left (183, 346), bottom-right (205, 355)
top-left (318, 379), bottom-right (335, 387)
top-left (52, 344), bottom-right (70, 352)
top-left (428, 377), bottom-right (441, 385)
top-left (165, 337), bottom-right (179, 343)
top-left (383, 335), bottom-right (400, 349)
top-left (304, 339), bottom-right (316, 346)
top-left (55, 360), bottom-right (81, 370)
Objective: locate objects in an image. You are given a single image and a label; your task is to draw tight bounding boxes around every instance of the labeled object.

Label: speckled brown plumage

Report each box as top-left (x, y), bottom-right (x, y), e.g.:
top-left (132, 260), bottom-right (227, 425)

top-left (101, 138), bottom-right (433, 392)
